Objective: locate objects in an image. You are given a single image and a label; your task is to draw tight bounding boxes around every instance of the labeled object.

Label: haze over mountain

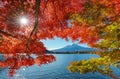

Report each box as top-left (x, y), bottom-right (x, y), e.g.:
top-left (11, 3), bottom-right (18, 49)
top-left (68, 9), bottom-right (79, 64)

top-left (51, 43), bottom-right (96, 52)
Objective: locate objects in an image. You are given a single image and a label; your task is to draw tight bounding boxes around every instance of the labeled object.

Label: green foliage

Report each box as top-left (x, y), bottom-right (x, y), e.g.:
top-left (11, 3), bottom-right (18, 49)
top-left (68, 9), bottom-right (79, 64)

top-left (68, 56), bottom-right (118, 78)
top-left (68, 1), bottom-right (112, 27)
top-left (67, 0), bottom-right (120, 78)
top-left (97, 22), bottom-right (120, 50)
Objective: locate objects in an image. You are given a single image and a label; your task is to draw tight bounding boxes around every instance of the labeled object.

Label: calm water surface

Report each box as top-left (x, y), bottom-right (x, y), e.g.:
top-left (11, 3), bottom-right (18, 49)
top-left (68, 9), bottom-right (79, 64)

top-left (0, 54), bottom-right (120, 79)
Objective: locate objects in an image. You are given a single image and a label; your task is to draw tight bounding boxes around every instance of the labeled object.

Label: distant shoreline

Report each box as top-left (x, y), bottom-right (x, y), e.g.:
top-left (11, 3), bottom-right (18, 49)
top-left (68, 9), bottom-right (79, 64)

top-left (46, 51), bottom-right (93, 54)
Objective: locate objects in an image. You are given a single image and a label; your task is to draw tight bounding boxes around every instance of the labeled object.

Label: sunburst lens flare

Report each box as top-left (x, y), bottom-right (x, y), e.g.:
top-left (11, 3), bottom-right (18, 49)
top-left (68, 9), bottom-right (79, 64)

top-left (19, 17), bottom-right (29, 26)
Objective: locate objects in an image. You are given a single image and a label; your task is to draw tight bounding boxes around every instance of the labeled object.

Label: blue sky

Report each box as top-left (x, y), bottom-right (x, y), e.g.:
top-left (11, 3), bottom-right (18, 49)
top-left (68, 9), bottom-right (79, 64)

top-left (41, 37), bottom-right (89, 50)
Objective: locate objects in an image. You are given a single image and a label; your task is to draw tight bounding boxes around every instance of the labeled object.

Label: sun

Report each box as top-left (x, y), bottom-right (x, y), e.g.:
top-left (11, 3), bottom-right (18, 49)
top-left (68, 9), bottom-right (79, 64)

top-left (19, 16), bottom-right (29, 26)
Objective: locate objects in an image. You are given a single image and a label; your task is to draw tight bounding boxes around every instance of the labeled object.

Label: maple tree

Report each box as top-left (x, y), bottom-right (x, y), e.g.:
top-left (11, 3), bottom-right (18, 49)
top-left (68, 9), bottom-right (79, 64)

top-left (0, 0), bottom-right (88, 77)
top-left (67, 0), bottom-right (120, 78)
top-left (0, 0), bottom-right (120, 78)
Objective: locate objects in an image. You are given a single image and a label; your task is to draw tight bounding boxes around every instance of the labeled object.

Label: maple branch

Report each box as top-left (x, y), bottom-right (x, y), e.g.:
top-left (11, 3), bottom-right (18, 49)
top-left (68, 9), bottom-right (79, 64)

top-left (29, 0), bottom-right (40, 37)
top-left (42, 0), bottom-right (49, 15)
top-left (52, 0), bottom-right (64, 28)
top-left (0, 30), bottom-right (17, 39)
top-left (0, 30), bottom-right (29, 45)
top-left (26, 0), bottom-right (41, 51)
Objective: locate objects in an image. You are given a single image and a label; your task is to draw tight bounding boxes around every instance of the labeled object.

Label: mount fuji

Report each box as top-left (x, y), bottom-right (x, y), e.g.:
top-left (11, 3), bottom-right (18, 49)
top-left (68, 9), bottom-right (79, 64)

top-left (51, 43), bottom-right (96, 53)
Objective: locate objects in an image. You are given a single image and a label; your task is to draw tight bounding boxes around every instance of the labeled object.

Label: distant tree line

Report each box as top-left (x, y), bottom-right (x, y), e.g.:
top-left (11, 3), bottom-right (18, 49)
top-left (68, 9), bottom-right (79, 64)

top-left (47, 51), bottom-right (93, 54)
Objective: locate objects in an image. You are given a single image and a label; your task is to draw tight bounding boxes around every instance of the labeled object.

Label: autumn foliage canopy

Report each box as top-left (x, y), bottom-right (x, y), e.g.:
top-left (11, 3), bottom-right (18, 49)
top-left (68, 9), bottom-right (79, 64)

top-left (0, 0), bottom-right (120, 78)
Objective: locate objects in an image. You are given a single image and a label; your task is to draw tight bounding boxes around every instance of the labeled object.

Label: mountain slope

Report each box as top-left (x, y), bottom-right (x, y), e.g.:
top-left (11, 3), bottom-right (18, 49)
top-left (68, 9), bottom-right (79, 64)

top-left (51, 44), bottom-right (96, 52)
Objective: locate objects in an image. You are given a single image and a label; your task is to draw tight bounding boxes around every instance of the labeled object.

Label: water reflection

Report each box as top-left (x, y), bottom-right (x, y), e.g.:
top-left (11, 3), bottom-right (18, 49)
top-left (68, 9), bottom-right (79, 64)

top-left (0, 54), bottom-right (120, 79)
top-left (0, 54), bottom-right (55, 77)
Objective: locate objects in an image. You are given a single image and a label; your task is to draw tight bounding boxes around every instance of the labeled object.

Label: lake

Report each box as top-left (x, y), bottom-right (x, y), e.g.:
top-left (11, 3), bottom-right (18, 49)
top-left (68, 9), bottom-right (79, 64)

top-left (0, 54), bottom-right (120, 79)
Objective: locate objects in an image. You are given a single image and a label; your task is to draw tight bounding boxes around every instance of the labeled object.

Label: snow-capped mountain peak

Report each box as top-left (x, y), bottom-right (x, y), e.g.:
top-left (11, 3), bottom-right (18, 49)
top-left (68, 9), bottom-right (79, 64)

top-left (51, 44), bottom-right (96, 52)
